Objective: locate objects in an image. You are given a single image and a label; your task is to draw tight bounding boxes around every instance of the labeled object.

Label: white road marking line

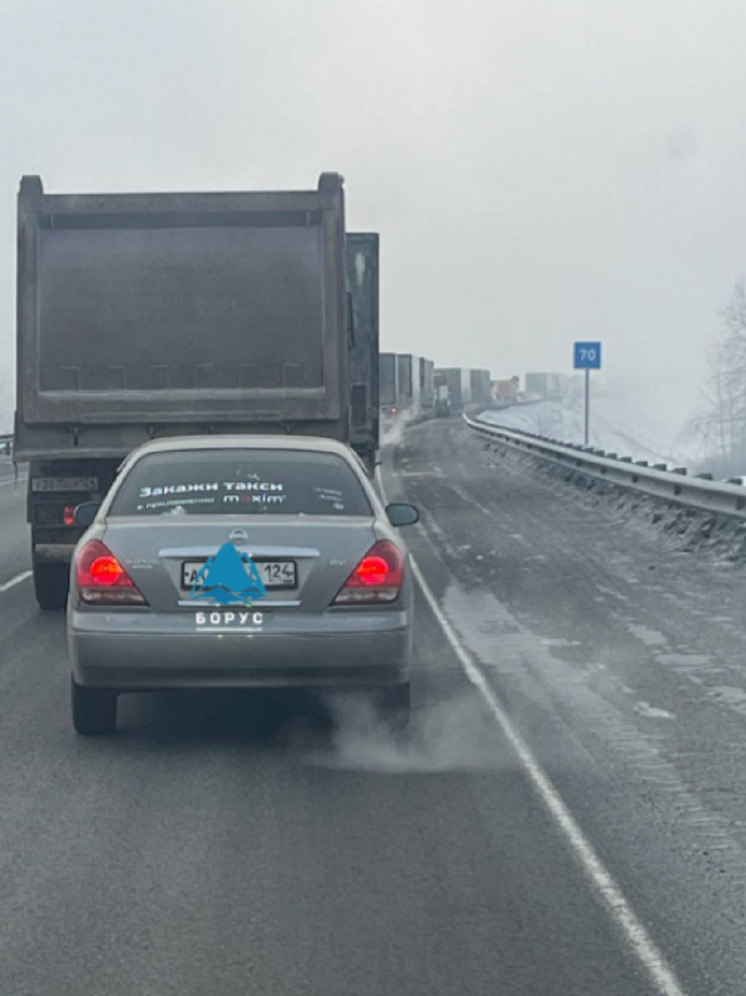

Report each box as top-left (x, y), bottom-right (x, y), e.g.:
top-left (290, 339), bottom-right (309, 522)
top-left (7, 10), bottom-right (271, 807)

top-left (0, 569), bottom-right (32, 593)
top-left (377, 459), bottom-right (687, 996)
top-left (409, 557), bottom-right (687, 996)
top-left (0, 475), bottom-right (28, 488)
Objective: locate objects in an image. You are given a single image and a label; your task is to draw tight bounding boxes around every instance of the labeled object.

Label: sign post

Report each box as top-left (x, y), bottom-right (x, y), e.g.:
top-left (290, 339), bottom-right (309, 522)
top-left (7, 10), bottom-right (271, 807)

top-left (573, 341), bottom-right (602, 446)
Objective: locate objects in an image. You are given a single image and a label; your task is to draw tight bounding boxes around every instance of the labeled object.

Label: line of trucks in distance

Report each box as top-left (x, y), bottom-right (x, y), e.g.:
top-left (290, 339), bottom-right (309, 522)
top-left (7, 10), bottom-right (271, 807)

top-left (13, 173), bottom-right (504, 611)
top-left (378, 355), bottom-right (514, 423)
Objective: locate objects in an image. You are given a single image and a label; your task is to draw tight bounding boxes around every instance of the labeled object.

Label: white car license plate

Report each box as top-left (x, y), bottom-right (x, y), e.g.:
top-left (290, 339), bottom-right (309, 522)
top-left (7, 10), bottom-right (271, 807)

top-left (181, 559), bottom-right (297, 590)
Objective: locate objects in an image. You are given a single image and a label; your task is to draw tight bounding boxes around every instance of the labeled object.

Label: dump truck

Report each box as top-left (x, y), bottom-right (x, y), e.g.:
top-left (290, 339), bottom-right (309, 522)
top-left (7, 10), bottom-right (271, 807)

top-left (15, 172), bottom-right (374, 609)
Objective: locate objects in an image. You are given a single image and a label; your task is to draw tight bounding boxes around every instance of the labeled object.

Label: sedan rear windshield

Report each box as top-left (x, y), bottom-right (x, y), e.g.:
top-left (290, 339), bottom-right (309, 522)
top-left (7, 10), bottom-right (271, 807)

top-left (108, 449), bottom-right (373, 517)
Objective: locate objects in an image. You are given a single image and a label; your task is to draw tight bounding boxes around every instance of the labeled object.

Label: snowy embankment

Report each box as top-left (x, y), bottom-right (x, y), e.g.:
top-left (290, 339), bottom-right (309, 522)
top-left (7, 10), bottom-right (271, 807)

top-left (476, 406), bottom-right (746, 562)
top-left (477, 395), bottom-right (698, 469)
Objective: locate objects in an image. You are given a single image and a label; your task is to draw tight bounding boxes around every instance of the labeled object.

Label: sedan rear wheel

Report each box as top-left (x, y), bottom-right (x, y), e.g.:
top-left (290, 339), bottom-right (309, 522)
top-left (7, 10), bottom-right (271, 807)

top-left (71, 677), bottom-right (117, 735)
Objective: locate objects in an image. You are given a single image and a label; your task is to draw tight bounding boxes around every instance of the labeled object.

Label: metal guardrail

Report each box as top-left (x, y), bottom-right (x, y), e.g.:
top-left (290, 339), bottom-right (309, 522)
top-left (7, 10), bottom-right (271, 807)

top-left (0, 434), bottom-right (12, 456)
top-left (464, 414), bottom-right (746, 520)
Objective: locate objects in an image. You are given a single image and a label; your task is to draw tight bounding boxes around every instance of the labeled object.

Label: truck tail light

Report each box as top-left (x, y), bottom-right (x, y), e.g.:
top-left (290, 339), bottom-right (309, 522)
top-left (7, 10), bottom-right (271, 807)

top-left (333, 540), bottom-right (404, 605)
top-left (63, 505), bottom-right (76, 526)
top-left (75, 539), bottom-right (147, 606)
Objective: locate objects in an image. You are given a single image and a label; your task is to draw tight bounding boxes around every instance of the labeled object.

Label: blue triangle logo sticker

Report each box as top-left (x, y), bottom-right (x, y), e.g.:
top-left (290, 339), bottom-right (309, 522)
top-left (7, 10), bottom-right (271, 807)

top-left (189, 543), bottom-right (267, 606)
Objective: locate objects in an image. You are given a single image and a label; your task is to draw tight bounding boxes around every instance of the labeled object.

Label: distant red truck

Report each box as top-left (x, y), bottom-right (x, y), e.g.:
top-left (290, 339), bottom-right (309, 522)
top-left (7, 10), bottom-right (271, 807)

top-left (491, 376), bottom-right (520, 402)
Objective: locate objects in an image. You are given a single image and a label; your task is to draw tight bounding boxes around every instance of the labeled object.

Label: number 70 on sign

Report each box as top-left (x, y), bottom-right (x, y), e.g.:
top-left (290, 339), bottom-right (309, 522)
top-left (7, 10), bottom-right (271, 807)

top-left (574, 341), bottom-right (602, 369)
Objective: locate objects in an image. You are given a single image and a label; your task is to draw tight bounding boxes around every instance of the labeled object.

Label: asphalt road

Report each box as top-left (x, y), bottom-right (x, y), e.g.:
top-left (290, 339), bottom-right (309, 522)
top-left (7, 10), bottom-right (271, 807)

top-left (1, 423), bottom-right (746, 995)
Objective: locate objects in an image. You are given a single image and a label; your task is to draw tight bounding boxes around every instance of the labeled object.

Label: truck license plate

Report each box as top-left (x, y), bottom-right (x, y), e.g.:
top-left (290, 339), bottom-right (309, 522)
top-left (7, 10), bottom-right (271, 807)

top-left (31, 476), bottom-right (98, 492)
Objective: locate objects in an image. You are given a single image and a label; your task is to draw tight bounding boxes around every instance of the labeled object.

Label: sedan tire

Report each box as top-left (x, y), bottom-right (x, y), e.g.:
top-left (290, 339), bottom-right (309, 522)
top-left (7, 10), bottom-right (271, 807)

top-left (71, 677), bottom-right (117, 735)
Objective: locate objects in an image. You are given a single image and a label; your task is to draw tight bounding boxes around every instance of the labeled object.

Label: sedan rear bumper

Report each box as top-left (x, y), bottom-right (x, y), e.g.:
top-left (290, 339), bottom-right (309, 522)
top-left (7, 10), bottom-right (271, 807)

top-left (68, 609), bottom-right (411, 691)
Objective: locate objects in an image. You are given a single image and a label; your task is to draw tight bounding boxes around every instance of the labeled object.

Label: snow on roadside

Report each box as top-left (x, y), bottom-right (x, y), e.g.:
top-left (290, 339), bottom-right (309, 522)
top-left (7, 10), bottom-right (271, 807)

top-left (477, 396), bottom-right (694, 469)
top-left (482, 441), bottom-right (746, 564)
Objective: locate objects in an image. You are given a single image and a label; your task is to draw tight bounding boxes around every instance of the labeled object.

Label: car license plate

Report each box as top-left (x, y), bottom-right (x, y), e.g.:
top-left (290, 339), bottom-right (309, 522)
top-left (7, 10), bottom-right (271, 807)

top-left (181, 559), bottom-right (297, 590)
top-left (31, 476), bottom-right (98, 492)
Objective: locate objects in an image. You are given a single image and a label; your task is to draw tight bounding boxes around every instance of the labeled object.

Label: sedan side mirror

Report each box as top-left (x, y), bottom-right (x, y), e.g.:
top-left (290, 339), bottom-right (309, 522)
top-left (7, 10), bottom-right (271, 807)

top-left (385, 502), bottom-right (420, 527)
top-left (74, 501), bottom-right (101, 527)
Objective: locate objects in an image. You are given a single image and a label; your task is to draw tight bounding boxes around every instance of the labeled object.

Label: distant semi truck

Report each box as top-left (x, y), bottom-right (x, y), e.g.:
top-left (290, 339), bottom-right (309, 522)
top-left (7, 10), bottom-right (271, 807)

top-left (379, 353), bottom-right (399, 411)
top-left (468, 369), bottom-right (493, 408)
top-left (525, 372), bottom-right (569, 400)
top-left (419, 358), bottom-right (435, 416)
top-left (434, 368), bottom-right (471, 413)
top-left (396, 354), bottom-right (422, 417)
top-left (378, 353), bottom-right (436, 423)
top-left (492, 376), bottom-right (520, 402)
top-left (434, 377), bottom-right (451, 417)
top-left (15, 173), bottom-right (378, 609)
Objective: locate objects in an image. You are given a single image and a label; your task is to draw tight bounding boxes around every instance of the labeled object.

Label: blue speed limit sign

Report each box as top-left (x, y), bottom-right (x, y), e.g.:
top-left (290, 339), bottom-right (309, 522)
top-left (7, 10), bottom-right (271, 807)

top-left (574, 341), bottom-right (602, 369)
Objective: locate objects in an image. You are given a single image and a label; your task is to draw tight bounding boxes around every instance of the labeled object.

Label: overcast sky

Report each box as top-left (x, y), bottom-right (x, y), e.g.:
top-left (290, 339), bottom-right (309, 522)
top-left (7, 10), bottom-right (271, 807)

top-left (1, 0), bottom-right (745, 438)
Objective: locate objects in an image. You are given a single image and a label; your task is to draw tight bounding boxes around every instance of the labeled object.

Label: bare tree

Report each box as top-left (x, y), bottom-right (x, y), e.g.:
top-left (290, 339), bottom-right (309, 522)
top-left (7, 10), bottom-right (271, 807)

top-left (692, 281), bottom-right (746, 475)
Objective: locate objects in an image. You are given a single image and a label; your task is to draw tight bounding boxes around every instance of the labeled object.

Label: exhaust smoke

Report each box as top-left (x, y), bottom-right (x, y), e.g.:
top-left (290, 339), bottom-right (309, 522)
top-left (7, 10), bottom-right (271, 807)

top-left (305, 690), bottom-right (503, 773)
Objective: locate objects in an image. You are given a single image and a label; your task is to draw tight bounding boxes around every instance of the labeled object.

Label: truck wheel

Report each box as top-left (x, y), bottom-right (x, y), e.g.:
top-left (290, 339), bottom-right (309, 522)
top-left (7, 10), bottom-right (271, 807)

top-left (71, 678), bottom-right (117, 735)
top-left (375, 682), bottom-right (411, 729)
top-left (33, 563), bottom-right (70, 611)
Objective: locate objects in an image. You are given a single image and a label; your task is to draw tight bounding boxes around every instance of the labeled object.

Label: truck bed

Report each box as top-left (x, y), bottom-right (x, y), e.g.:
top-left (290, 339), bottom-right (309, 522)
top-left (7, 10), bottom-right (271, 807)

top-left (16, 174), bottom-right (348, 460)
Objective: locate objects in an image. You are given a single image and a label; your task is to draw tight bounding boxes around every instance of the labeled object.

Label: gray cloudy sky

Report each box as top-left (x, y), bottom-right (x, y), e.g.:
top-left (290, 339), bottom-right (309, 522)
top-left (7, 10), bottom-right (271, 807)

top-left (1, 0), bottom-right (745, 436)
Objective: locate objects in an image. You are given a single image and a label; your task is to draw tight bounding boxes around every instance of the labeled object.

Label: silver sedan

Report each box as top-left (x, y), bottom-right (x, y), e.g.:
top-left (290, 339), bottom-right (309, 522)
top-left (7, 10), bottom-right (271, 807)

top-left (67, 435), bottom-right (419, 734)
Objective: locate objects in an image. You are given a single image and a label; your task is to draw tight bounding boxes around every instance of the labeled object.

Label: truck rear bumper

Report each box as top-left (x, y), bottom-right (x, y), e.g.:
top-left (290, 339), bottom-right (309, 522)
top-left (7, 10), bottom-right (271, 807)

top-left (34, 543), bottom-right (76, 563)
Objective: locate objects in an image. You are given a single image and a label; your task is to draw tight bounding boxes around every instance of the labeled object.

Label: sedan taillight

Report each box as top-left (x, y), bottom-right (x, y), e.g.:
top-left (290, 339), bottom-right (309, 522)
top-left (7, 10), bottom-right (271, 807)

top-left (76, 539), bottom-right (147, 606)
top-left (333, 540), bottom-right (404, 605)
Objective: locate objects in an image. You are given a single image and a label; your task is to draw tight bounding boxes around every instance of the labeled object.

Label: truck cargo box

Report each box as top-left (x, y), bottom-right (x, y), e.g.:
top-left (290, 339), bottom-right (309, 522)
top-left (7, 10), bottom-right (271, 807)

top-left (395, 354), bottom-right (421, 416)
top-left (525, 372), bottom-right (568, 399)
top-left (15, 174), bottom-right (348, 460)
top-left (434, 367), bottom-right (471, 411)
top-left (346, 233), bottom-right (379, 461)
top-left (419, 358), bottom-right (434, 413)
top-left (468, 368), bottom-right (492, 407)
top-left (379, 353), bottom-right (398, 408)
